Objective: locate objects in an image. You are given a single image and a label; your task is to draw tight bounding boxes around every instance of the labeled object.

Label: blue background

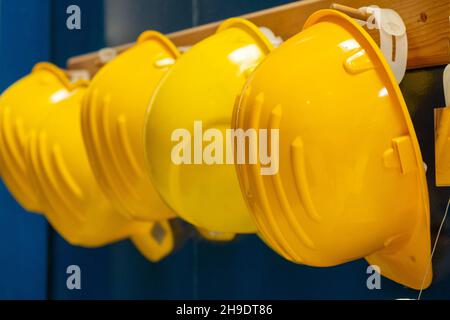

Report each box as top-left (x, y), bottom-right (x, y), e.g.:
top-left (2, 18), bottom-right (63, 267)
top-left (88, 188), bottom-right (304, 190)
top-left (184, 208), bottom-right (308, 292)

top-left (0, 0), bottom-right (449, 299)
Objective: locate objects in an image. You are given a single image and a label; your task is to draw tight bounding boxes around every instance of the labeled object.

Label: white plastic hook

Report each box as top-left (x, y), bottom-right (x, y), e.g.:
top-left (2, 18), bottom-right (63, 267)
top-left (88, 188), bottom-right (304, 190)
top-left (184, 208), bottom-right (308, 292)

top-left (358, 6), bottom-right (408, 84)
top-left (259, 26), bottom-right (283, 48)
top-left (443, 64), bottom-right (450, 106)
top-left (98, 47), bottom-right (117, 64)
top-left (69, 69), bottom-right (91, 82)
top-left (177, 46), bottom-right (192, 53)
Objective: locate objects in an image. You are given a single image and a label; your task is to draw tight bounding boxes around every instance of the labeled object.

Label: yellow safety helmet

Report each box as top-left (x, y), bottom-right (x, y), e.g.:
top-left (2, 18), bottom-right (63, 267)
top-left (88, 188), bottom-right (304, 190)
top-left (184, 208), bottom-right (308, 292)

top-left (81, 31), bottom-right (178, 222)
top-left (145, 18), bottom-right (274, 234)
top-left (0, 63), bottom-right (74, 212)
top-left (23, 64), bottom-right (173, 262)
top-left (233, 10), bottom-right (431, 290)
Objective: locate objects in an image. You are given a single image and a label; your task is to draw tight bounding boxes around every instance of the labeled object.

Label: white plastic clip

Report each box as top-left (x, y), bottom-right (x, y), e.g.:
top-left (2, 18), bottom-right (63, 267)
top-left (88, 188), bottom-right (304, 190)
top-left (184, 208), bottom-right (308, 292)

top-left (177, 46), bottom-right (192, 53)
top-left (444, 64), bottom-right (450, 106)
top-left (98, 47), bottom-right (117, 64)
top-left (69, 69), bottom-right (91, 82)
top-left (358, 6), bottom-right (408, 84)
top-left (259, 27), bottom-right (283, 48)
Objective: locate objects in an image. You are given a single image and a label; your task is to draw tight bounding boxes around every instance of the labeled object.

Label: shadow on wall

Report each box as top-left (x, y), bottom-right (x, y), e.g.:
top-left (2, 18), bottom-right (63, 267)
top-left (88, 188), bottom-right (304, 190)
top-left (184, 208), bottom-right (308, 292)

top-left (103, 0), bottom-right (295, 46)
top-left (0, 0), bottom-right (51, 299)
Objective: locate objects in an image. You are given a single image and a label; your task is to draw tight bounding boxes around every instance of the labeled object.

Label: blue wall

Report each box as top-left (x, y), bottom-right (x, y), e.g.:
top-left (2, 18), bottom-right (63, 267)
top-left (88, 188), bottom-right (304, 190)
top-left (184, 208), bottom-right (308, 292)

top-left (1, 0), bottom-right (449, 300)
top-left (0, 0), bottom-right (50, 299)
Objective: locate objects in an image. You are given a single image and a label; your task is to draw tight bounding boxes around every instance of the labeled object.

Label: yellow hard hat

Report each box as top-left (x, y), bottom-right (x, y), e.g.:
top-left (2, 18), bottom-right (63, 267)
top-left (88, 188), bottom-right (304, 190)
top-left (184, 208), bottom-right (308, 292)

top-left (23, 64), bottom-right (173, 262)
top-left (81, 31), bottom-right (179, 222)
top-left (0, 63), bottom-right (80, 212)
top-left (145, 18), bottom-right (274, 234)
top-left (233, 10), bottom-right (431, 289)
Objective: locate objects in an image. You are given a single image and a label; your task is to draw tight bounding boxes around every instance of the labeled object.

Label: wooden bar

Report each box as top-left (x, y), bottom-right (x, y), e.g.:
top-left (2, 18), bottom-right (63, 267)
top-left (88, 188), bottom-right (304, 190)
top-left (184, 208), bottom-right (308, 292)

top-left (68, 0), bottom-right (450, 76)
top-left (329, 3), bottom-right (372, 20)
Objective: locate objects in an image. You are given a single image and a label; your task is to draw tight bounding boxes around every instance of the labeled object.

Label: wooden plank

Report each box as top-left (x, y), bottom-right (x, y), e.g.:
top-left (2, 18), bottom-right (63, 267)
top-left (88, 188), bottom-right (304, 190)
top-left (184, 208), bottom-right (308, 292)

top-left (67, 0), bottom-right (450, 76)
